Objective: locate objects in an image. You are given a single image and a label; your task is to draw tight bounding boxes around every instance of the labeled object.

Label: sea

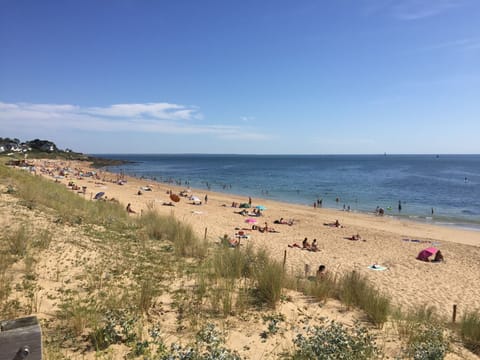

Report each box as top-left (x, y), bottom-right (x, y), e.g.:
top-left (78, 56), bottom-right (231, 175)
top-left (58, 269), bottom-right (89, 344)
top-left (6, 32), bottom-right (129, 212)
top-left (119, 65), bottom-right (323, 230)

top-left (95, 154), bottom-right (480, 231)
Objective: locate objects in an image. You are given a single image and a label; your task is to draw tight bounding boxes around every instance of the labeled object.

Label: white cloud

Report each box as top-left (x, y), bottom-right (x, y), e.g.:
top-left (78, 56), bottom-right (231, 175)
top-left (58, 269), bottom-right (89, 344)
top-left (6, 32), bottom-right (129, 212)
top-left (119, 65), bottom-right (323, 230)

top-left (85, 102), bottom-right (201, 120)
top-left (363, 0), bottom-right (465, 20)
top-left (0, 101), bottom-right (268, 141)
top-left (423, 38), bottom-right (480, 51)
top-left (240, 116), bottom-right (256, 122)
top-left (392, 0), bottom-right (463, 20)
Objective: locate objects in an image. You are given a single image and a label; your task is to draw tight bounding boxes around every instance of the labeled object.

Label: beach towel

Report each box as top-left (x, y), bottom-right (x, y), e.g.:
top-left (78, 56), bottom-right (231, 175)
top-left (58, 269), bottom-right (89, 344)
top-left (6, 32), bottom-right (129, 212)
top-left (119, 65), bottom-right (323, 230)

top-left (368, 265), bottom-right (387, 271)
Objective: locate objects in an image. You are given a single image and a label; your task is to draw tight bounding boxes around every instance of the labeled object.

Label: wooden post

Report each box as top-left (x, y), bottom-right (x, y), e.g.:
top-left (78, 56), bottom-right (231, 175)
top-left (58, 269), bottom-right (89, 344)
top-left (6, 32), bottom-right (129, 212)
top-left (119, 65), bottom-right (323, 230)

top-left (452, 304), bottom-right (457, 323)
top-left (283, 250), bottom-right (287, 270)
top-left (204, 227), bottom-right (208, 240)
top-left (0, 316), bottom-right (42, 360)
top-left (304, 264), bottom-right (310, 278)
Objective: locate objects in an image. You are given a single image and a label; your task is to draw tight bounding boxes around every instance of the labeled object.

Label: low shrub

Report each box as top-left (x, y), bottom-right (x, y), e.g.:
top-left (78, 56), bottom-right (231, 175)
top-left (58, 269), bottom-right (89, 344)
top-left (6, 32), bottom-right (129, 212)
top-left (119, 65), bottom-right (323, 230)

top-left (404, 322), bottom-right (448, 359)
top-left (158, 323), bottom-right (241, 360)
top-left (290, 320), bottom-right (379, 359)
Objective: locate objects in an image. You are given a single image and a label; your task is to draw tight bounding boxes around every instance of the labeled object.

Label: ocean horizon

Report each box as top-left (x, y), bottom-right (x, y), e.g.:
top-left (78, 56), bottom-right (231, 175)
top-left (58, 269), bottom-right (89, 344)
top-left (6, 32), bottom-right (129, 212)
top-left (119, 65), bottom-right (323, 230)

top-left (94, 154), bottom-right (480, 231)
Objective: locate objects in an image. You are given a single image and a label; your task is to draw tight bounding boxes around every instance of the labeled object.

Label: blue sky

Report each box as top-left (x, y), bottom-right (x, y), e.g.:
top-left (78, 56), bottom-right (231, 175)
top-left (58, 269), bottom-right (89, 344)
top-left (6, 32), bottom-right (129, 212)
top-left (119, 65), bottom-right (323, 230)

top-left (1, 0), bottom-right (480, 154)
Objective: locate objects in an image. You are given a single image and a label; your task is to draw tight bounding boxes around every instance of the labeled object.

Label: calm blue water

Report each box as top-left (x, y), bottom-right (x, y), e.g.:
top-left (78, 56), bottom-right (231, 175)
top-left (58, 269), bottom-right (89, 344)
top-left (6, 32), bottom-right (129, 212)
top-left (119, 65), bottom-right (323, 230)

top-left (96, 154), bottom-right (480, 230)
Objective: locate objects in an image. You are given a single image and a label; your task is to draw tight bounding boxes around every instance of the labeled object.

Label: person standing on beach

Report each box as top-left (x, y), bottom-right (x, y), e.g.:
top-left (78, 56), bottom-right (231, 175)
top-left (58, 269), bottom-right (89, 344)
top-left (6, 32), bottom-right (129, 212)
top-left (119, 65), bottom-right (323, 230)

top-left (398, 200), bottom-right (402, 212)
top-left (248, 196), bottom-right (252, 206)
top-left (204, 194), bottom-right (208, 204)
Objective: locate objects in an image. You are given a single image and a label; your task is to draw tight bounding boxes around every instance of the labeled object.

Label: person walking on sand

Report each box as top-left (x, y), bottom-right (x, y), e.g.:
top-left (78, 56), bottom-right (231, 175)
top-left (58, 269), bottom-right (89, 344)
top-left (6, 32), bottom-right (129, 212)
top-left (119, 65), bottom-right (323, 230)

top-left (204, 194), bottom-right (208, 204)
top-left (398, 200), bottom-right (402, 212)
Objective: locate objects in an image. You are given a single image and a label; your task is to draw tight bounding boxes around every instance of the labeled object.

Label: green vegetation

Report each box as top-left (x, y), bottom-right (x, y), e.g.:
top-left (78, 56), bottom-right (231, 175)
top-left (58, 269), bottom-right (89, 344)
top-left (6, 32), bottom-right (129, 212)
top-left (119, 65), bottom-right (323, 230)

top-left (336, 271), bottom-right (391, 326)
top-left (1, 162), bottom-right (479, 359)
top-left (290, 321), bottom-right (378, 360)
top-left (394, 306), bottom-right (449, 360)
top-left (460, 310), bottom-right (480, 355)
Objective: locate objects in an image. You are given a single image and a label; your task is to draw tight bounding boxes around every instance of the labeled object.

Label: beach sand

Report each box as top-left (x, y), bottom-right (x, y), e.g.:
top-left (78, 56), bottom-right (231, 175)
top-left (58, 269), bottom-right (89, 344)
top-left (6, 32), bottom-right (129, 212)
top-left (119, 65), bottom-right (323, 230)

top-left (4, 159), bottom-right (479, 359)
top-left (34, 159), bottom-right (480, 318)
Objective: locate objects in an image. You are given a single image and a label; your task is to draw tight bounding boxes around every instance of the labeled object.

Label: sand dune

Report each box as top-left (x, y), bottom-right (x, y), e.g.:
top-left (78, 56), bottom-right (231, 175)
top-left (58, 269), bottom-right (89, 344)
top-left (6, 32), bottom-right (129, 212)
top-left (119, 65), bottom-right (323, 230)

top-left (32, 159), bottom-right (480, 320)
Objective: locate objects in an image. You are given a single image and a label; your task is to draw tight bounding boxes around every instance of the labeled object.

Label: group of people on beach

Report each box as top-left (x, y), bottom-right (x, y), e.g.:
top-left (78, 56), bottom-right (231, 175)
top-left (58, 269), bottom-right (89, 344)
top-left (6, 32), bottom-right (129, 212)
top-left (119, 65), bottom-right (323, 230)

top-left (289, 237), bottom-right (319, 252)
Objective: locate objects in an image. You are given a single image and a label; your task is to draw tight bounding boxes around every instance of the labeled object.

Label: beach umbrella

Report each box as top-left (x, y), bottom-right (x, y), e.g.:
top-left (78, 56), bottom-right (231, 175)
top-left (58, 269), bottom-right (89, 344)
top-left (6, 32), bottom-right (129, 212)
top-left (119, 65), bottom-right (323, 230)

top-left (94, 191), bottom-right (105, 200)
top-left (170, 194), bottom-right (180, 202)
top-left (424, 247), bottom-right (438, 255)
top-left (245, 218), bottom-right (257, 224)
top-left (256, 205), bottom-right (267, 211)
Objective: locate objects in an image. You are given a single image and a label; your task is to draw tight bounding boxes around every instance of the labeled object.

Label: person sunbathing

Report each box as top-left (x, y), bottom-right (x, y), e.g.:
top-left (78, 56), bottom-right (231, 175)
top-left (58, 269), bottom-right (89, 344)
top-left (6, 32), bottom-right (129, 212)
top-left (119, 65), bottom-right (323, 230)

top-left (259, 222), bottom-right (277, 233)
top-left (274, 217), bottom-right (294, 225)
top-left (324, 220), bottom-right (343, 228)
top-left (347, 233), bottom-right (362, 241)
top-left (310, 239), bottom-right (319, 251)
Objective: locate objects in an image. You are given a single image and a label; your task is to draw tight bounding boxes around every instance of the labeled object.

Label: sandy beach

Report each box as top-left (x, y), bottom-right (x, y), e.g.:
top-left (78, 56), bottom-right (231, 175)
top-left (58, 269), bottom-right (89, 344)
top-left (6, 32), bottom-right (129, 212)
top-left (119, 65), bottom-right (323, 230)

top-left (33, 159), bottom-right (480, 319)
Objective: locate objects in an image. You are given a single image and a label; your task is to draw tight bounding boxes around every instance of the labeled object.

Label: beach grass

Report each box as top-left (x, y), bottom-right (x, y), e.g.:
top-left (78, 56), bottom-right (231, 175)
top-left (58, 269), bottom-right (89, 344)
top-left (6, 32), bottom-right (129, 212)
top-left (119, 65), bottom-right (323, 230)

top-left (460, 310), bottom-right (480, 354)
top-left (5, 224), bottom-right (30, 257)
top-left (138, 209), bottom-right (208, 258)
top-left (252, 249), bottom-right (285, 308)
top-left (337, 271), bottom-right (391, 326)
top-left (3, 162), bottom-right (479, 359)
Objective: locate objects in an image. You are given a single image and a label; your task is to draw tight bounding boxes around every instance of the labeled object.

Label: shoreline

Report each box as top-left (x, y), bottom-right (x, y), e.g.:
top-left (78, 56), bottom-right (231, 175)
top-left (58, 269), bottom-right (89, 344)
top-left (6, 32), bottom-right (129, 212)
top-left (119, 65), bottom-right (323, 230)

top-left (104, 165), bottom-right (480, 233)
top-left (97, 153), bottom-right (480, 232)
top-left (26, 159), bottom-right (480, 317)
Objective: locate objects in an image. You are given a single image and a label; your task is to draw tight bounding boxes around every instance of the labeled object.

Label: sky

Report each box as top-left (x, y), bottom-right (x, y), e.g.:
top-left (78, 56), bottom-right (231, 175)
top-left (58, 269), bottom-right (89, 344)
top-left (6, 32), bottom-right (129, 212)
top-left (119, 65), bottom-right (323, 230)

top-left (1, 0), bottom-right (480, 154)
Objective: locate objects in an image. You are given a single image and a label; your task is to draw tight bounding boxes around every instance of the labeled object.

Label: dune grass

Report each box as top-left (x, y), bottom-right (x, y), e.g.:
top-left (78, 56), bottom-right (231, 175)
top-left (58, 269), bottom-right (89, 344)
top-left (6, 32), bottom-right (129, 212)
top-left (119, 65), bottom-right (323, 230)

top-left (2, 162), bottom-right (475, 359)
top-left (137, 209), bottom-right (208, 258)
top-left (460, 310), bottom-right (480, 355)
top-left (0, 163), bottom-right (129, 228)
top-left (336, 271), bottom-right (391, 326)
top-left (5, 225), bottom-right (30, 257)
